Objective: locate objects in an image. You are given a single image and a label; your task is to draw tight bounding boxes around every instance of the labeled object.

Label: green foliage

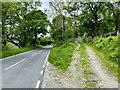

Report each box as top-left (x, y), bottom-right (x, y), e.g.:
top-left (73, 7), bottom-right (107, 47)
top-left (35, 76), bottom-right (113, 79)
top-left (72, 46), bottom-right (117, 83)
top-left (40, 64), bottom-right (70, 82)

top-left (64, 28), bottom-right (74, 39)
top-left (39, 37), bottom-right (52, 46)
top-left (48, 42), bottom-right (76, 71)
top-left (82, 33), bottom-right (88, 43)
top-left (51, 14), bottom-right (74, 46)
top-left (2, 2), bottom-right (49, 47)
top-left (2, 2), bottom-right (119, 49)
top-left (92, 36), bottom-right (119, 63)
top-left (66, 2), bottom-right (118, 37)
top-left (25, 10), bottom-right (49, 46)
top-left (50, 14), bottom-right (64, 45)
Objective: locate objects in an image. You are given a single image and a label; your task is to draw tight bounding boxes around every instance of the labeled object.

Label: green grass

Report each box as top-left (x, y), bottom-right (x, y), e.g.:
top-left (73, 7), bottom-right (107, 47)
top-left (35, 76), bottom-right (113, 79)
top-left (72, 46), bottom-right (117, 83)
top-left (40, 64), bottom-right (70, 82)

top-left (1, 46), bottom-right (42, 58)
top-left (79, 43), bottom-right (96, 88)
top-left (48, 42), bottom-right (77, 72)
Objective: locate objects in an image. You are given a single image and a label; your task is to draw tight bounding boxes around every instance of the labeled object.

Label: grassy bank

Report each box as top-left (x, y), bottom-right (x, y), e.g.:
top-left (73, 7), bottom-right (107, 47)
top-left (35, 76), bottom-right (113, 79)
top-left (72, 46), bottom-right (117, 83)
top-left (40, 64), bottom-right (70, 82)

top-left (48, 42), bottom-right (76, 72)
top-left (2, 46), bottom-right (42, 58)
top-left (79, 43), bottom-right (96, 87)
top-left (88, 36), bottom-right (119, 80)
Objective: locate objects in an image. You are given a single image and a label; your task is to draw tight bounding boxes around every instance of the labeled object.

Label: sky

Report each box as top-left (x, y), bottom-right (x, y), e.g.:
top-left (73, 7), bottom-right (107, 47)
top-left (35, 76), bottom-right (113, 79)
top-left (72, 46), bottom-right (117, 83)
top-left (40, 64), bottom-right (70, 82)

top-left (38, 0), bottom-right (59, 37)
top-left (40, 0), bottom-right (50, 10)
top-left (38, 0), bottom-right (51, 37)
top-left (40, 0), bottom-right (53, 22)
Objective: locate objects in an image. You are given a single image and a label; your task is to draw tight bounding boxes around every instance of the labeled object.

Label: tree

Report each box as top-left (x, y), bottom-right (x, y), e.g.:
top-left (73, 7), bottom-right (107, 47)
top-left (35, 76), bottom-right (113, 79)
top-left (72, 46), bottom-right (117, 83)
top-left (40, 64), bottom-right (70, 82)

top-left (2, 2), bottom-right (18, 46)
top-left (26, 10), bottom-right (49, 46)
top-left (67, 2), bottom-right (119, 37)
top-left (106, 2), bottom-right (120, 35)
top-left (2, 2), bottom-right (49, 47)
top-left (49, 0), bottom-right (67, 43)
top-left (51, 13), bottom-right (74, 45)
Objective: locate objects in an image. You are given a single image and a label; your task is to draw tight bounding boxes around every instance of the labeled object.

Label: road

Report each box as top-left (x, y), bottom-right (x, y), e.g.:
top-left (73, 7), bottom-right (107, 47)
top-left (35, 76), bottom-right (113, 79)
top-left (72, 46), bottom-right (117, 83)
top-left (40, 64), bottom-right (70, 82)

top-left (1, 46), bottom-right (52, 88)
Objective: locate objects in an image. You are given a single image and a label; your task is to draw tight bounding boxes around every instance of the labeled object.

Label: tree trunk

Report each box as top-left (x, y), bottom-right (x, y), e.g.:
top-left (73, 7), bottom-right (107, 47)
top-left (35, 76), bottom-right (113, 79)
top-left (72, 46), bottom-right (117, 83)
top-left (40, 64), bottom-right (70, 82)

top-left (62, 15), bottom-right (65, 42)
top-left (115, 12), bottom-right (119, 36)
top-left (33, 30), bottom-right (37, 46)
top-left (2, 16), bottom-right (7, 46)
top-left (93, 9), bottom-right (98, 37)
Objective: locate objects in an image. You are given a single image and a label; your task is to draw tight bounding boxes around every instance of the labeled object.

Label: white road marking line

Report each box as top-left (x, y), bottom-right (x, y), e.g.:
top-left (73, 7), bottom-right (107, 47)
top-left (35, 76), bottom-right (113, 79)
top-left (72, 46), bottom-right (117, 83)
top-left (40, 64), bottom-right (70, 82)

top-left (46, 69), bottom-right (48, 72)
top-left (44, 51), bottom-right (50, 64)
top-left (0, 59), bottom-right (3, 62)
top-left (40, 70), bottom-right (43, 75)
top-left (5, 58), bottom-right (26, 71)
top-left (1, 49), bottom-right (44, 62)
top-left (32, 52), bottom-right (37, 56)
top-left (43, 64), bottom-right (45, 68)
top-left (39, 50), bottom-right (43, 53)
top-left (1, 49), bottom-right (36, 61)
top-left (35, 80), bottom-right (41, 88)
top-left (45, 60), bottom-right (47, 64)
top-left (32, 50), bottom-right (43, 56)
top-left (47, 62), bottom-right (49, 66)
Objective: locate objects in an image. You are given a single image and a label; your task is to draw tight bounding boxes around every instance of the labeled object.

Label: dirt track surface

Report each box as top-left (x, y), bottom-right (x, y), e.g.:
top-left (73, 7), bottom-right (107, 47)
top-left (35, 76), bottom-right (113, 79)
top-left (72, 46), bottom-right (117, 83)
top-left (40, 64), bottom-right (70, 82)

top-left (42, 43), bottom-right (82, 88)
top-left (42, 43), bottom-right (118, 88)
top-left (86, 45), bottom-right (118, 88)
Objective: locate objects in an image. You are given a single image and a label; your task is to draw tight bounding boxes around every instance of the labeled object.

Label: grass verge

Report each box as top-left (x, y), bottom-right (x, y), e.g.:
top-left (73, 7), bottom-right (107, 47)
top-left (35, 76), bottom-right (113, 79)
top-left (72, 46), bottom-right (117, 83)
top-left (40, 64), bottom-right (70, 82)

top-left (2, 46), bottom-right (42, 58)
top-left (48, 42), bottom-right (76, 72)
top-left (79, 43), bottom-right (96, 88)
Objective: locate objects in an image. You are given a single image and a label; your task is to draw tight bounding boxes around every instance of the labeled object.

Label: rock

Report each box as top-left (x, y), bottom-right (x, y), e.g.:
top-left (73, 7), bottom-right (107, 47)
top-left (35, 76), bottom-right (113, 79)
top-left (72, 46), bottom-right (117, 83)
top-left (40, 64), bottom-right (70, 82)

top-left (72, 57), bottom-right (74, 59)
top-left (98, 83), bottom-right (103, 87)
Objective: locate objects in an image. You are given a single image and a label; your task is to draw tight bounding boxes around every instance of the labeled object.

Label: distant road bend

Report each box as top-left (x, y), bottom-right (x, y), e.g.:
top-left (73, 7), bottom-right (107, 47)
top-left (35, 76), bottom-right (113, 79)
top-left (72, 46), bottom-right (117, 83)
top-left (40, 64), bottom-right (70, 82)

top-left (1, 46), bottom-right (52, 88)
